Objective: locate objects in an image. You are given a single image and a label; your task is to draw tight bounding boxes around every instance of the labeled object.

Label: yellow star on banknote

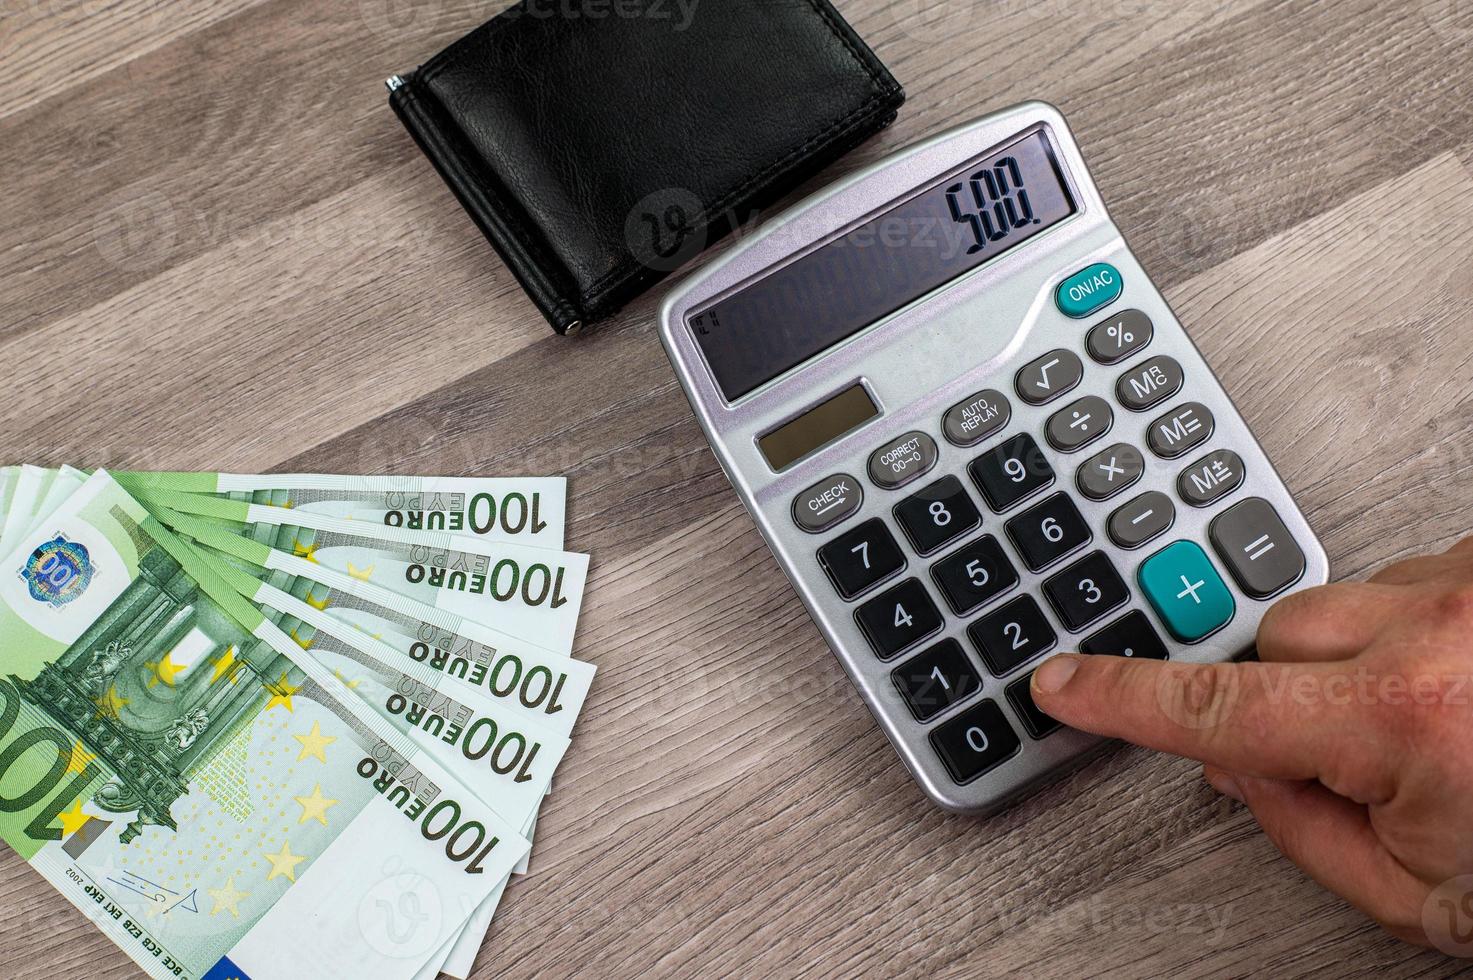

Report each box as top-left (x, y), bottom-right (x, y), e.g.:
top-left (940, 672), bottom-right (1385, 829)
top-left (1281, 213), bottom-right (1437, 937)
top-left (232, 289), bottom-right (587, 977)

top-left (56, 799), bottom-right (93, 837)
top-left (208, 878), bottom-right (249, 917)
top-left (93, 684), bottom-right (130, 720)
top-left (288, 627), bottom-right (314, 650)
top-left (210, 645), bottom-right (239, 685)
top-left (304, 590), bottom-right (331, 611)
top-left (292, 721), bottom-right (336, 763)
top-left (63, 740), bottom-right (96, 776)
top-left (332, 669), bottom-right (362, 690)
top-left (346, 562), bottom-right (375, 582)
top-left (291, 538), bottom-right (319, 563)
top-left (265, 673), bottom-right (299, 713)
top-left (294, 784), bottom-right (339, 826)
top-left (263, 841), bottom-right (306, 882)
top-left (145, 651), bottom-right (186, 688)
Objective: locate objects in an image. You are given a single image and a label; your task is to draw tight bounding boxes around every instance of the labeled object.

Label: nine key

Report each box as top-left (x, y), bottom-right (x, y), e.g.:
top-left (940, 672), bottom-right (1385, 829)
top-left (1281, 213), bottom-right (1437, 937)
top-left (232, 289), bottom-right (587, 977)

top-left (970, 433), bottom-right (1055, 512)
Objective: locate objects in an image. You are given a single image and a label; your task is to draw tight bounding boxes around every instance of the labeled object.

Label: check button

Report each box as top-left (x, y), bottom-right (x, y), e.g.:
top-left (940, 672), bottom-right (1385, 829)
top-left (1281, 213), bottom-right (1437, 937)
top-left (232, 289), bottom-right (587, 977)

top-left (793, 473), bottom-right (862, 533)
top-left (1139, 541), bottom-right (1235, 642)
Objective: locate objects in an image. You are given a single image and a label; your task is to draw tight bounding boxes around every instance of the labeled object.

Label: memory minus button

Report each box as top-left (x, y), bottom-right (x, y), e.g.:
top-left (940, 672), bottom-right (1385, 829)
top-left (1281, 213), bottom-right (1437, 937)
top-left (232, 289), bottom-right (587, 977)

top-left (793, 474), bottom-right (862, 533)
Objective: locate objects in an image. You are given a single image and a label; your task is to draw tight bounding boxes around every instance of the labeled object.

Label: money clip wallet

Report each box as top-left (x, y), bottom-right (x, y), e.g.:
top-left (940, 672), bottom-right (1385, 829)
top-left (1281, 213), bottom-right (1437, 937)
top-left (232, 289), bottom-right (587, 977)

top-left (388, 0), bottom-right (905, 335)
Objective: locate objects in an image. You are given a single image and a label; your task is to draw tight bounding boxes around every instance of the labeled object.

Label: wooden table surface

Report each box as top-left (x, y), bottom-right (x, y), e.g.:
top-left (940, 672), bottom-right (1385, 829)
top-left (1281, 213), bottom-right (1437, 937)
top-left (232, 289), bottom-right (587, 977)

top-left (5, 0), bottom-right (1473, 976)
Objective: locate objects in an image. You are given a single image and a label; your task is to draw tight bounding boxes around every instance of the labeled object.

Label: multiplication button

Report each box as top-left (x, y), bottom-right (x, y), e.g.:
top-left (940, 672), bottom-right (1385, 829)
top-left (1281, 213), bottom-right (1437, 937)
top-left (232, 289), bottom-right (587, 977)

top-left (1086, 309), bottom-right (1153, 364)
top-left (869, 431), bottom-right (939, 490)
top-left (792, 473), bottom-right (862, 533)
top-left (1209, 497), bottom-right (1306, 598)
top-left (1077, 443), bottom-right (1145, 501)
top-left (1016, 349), bottom-right (1084, 406)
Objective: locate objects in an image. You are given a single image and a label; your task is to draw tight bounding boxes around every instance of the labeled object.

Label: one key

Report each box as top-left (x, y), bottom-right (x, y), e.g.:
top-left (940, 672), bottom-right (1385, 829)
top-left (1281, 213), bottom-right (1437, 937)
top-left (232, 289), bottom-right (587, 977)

top-left (1108, 491), bottom-right (1175, 549)
top-left (1209, 497), bottom-right (1307, 598)
top-left (1179, 449), bottom-right (1246, 507)
top-left (1042, 551), bottom-right (1130, 632)
top-left (930, 700), bottom-right (1021, 783)
top-left (931, 534), bottom-right (1019, 615)
top-left (1046, 395), bottom-right (1113, 453)
top-left (1086, 309), bottom-right (1153, 364)
top-left (1015, 349), bottom-right (1084, 406)
top-left (1138, 541), bottom-right (1235, 642)
top-left (856, 579), bottom-right (944, 659)
top-left (1116, 355), bottom-right (1184, 412)
top-left (1080, 610), bottom-right (1169, 660)
top-left (1076, 443), bottom-right (1145, 501)
top-left (894, 476), bottom-right (981, 556)
top-left (970, 433), bottom-right (1055, 512)
top-left (969, 595), bottom-right (1058, 675)
top-left (818, 518), bottom-right (905, 599)
top-left (1148, 402), bottom-right (1215, 459)
top-left (1006, 672), bottom-right (1061, 739)
top-left (891, 639), bottom-right (982, 722)
top-left (1006, 492), bottom-right (1092, 572)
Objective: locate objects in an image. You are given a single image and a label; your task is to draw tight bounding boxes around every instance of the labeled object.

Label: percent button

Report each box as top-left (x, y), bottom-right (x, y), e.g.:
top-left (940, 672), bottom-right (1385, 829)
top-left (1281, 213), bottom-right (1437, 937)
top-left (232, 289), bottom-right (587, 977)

top-left (1086, 309), bottom-right (1154, 364)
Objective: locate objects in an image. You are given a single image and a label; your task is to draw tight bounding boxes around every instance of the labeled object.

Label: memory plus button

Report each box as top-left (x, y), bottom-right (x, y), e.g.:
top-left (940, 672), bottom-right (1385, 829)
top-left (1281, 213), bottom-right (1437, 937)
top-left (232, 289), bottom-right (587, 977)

top-left (1178, 449), bottom-right (1245, 507)
top-left (793, 473), bottom-right (862, 533)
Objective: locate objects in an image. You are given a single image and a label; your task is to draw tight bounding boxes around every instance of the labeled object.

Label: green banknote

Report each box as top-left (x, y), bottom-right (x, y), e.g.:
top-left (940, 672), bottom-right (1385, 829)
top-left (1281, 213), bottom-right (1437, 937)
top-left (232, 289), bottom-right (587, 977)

top-left (128, 487), bottom-right (589, 656)
top-left (0, 473), bottom-right (530, 980)
top-left (115, 473), bottom-right (567, 550)
top-left (149, 509), bottom-right (594, 738)
top-left (0, 464), bottom-right (51, 559)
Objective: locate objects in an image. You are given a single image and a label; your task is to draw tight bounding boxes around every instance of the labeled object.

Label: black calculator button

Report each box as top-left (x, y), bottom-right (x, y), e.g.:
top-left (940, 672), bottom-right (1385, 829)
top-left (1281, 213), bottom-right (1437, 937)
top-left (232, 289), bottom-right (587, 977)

top-left (970, 433), bottom-right (1055, 512)
top-left (868, 431), bottom-right (939, 490)
top-left (1081, 610), bottom-right (1169, 660)
top-left (792, 473), bottom-right (863, 534)
top-left (1076, 443), bottom-right (1145, 501)
top-left (1179, 449), bottom-right (1246, 507)
top-left (1006, 673), bottom-right (1062, 739)
top-left (1005, 492), bottom-right (1092, 572)
top-left (818, 519), bottom-right (905, 599)
top-left (1045, 395), bottom-right (1113, 453)
top-left (1209, 497), bottom-right (1306, 599)
top-left (968, 595), bottom-right (1057, 676)
top-left (1086, 309), bottom-right (1153, 364)
top-left (1016, 349), bottom-right (1083, 406)
top-left (894, 476), bottom-right (981, 556)
top-left (1116, 355), bottom-right (1184, 412)
top-left (891, 639), bottom-right (982, 722)
top-left (931, 535), bottom-right (1019, 616)
top-left (930, 700), bottom-right (1022, 784)
top-left (942, 389), bottom-right (1011, 447)
top-left (856, 579), bottom-right (944, 660)
top-left (1147, 401), bottom-right (1215, 458)
top-left (1042, 551), bottom-right (1130, 633)
top-left (1107, 491), bottom-right (1175, 549)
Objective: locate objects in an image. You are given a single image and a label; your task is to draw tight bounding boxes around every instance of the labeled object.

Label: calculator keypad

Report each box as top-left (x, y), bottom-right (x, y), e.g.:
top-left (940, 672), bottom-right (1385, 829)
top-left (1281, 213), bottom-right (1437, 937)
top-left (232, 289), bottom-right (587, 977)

top-left (856, 579), bottom-right (944, 659)
top-left (894, 476), bottom-right (981, 556)
top-left (1006, 492), bottom-right (1092, 571)
top-left (931, 535), bottom-right (1018, 615)
top-left (970, 433), bottom-right (1055, 512)
top-left (968, 595), bottom-right (1057, 676)
top-left (818, 519), bottom-right (905, 599)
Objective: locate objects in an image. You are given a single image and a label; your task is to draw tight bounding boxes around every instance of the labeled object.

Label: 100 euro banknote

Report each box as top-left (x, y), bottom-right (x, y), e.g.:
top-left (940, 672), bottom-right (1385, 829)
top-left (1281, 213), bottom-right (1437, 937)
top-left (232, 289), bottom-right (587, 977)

top-left (0, 473), bottom-right (530, 980)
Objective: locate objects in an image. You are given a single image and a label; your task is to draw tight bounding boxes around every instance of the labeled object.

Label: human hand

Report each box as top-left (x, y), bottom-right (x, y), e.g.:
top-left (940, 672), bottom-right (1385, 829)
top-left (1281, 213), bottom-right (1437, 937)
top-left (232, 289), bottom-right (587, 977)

top-left (1029, 537), bottom-right (1473, 951)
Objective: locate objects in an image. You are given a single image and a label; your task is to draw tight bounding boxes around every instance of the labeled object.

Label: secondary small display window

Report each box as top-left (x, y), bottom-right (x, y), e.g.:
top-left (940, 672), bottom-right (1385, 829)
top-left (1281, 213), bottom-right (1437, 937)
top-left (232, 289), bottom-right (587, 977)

top-left (758, 385), bottom-right (879, 471)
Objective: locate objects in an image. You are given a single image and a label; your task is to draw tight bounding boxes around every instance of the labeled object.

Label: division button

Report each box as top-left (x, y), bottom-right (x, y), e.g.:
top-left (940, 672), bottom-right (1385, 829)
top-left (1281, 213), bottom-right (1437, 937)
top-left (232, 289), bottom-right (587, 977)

top-left (1046, 395), bottom-right (1114, 453)
top-left (1209, 497), bottom-right (1306, 598)
top-left (1015, 349), bottom-right (1084, 405)
top-left (1147, 401), bottom-right (1215, 458)
top-left (1116, 355), bottom-right (1184, 412)
top-left (1107, 491), bottom-right (1176, 549)
top-left (1178, 449), bottom-right (1246, 507)
top-left (868, 431), bottom-right (939, 490)
top-left (1076, 443), bottom-right (1145, 501)
top-left (1138, 541), bottom-right (1236, 642)
top-left (792, 473), bottom-right (862, 533)
top-left (929, 700), bottom-right (1022, 784)
top-left (891, 639), bottom-right (982, 722)
top-left (1080, 610), bottom-right (1169, 660)
top-left (1056, 262), bottom-right (1123, 319)
top-left (1086, 309), bottom-right (1154, 364)
top-left (943, 389), bottom-right (1012, 447)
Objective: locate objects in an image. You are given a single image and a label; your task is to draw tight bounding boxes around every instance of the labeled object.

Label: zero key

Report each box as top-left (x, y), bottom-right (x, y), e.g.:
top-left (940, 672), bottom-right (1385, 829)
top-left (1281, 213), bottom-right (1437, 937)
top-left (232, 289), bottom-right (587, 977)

top-left (1209, 497), bottom-right (1307, 599)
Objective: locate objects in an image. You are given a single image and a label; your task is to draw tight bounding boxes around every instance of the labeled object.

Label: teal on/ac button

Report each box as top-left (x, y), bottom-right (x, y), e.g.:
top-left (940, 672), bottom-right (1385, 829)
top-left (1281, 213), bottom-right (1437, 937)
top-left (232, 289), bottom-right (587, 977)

top-left (1138, 541), bottom-right (1236, 642)
top-left (1056, 263), bottom-right (1123, 318)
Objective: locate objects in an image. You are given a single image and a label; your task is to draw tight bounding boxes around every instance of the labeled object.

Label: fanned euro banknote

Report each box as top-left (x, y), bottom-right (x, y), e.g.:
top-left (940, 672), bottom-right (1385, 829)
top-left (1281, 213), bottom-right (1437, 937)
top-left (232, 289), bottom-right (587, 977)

top-left (0, 469), bottom-right (591, 980)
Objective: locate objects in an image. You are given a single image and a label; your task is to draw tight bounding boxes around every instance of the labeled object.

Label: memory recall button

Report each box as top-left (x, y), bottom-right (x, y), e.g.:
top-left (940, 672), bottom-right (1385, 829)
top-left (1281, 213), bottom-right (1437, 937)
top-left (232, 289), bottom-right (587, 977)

top-left (1116, 355), bottom-right (1184, 412)
top-left (1179, 449), bottom-right (1246, 507)
top-left (869, 432), bottom-right (939, 490)
top-left (942, 389), bottom-right (1011, 447)
top-left (792, 474), bottom-right (862, 533)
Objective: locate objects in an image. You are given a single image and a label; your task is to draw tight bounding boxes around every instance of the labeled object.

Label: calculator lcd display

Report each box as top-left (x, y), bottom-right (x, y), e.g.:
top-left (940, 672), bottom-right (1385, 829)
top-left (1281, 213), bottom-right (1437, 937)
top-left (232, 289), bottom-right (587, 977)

top-left (758, 384), bottom-right (879, 471)
top-left (690, 129), bottom-right (1076, 401)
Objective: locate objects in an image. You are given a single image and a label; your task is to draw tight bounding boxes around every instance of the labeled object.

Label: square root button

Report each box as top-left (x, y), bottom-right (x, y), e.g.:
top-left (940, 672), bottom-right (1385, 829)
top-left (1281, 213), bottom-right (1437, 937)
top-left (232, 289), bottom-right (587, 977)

top-left (1138, 541), bottom-right (1235, 642)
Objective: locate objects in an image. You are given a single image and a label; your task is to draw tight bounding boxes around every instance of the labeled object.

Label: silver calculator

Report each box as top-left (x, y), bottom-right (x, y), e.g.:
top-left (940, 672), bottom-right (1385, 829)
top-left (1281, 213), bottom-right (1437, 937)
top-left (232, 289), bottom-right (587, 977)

top-left (658, 103), bottom-right (1329, 814)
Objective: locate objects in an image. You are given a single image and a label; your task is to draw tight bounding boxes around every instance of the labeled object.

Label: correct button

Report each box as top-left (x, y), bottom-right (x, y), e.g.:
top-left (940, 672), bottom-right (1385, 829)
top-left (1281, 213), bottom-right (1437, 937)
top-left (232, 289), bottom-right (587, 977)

top-left (868, 432), bottom-right (939, 490)
top-left (793, 473), bottom-right (862, 533)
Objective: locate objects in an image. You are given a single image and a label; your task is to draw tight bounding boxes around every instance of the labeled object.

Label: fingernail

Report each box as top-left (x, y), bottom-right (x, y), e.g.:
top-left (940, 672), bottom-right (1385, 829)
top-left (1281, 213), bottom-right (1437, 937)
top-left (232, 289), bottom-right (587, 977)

top-left (1033, 655), bottom-right (1081, 695)
top-left (1206, 770), bottom-right (1245, 803)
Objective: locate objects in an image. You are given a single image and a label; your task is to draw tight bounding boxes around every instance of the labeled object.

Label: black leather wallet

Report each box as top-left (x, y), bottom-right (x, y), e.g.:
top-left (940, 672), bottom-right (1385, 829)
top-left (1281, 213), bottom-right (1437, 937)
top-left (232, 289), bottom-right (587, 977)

top-left (388, 0), bottom-right (904, 335)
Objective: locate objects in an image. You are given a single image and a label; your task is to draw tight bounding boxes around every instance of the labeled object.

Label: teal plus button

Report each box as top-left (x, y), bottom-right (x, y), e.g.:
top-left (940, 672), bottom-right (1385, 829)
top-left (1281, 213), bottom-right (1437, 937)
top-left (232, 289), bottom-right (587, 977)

top-left (1056, 262), bottom-right (1123, 318)
top-left (1138, 541), bottom-right (1236, 642)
